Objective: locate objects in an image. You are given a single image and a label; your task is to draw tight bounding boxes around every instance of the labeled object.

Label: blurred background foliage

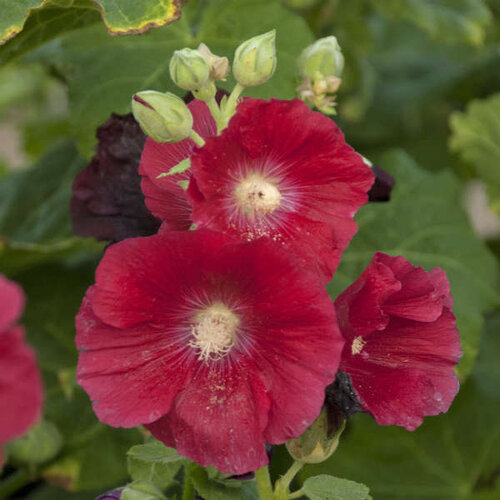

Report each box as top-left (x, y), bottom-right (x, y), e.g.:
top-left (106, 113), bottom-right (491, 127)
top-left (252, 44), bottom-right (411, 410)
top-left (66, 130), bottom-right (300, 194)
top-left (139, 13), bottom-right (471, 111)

top-left (0, 0), bottom-right (499, 498)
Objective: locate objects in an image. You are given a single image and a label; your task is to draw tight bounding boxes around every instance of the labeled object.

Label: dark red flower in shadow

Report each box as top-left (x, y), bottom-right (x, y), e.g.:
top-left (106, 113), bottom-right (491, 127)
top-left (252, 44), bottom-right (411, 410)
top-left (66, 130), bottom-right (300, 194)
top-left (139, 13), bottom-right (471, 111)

top-left (71, 114), bottom-right (161, 242)
top-left (76, 230), bottom-right (342, 474)
top-left (334, 252), bottom-right (461, 430)
top-left (139, 100), bottom-right (217, 231)
top-left (187, 98), bottom-right (374, 282)
top-left (0, 275), bottom-right (43, 464)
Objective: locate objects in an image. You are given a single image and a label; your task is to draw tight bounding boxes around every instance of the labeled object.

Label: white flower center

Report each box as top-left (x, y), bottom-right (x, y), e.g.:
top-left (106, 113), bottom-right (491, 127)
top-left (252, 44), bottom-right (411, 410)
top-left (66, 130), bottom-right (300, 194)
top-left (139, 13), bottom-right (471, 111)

top-left (189, 303), bottom-right (239, 362)
top-left (351, 336), bottom-right (366, 355)
top-left (235, 173), bottom-right (282, 216)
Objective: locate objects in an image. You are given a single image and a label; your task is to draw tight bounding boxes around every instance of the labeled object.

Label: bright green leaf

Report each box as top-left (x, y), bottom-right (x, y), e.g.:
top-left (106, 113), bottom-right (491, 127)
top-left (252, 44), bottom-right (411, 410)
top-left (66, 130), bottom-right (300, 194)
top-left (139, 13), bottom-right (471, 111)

top-left (373, 0), bottom-right (492, 46)
top-left (302, 474), bottom-right (370, 500)
top-left (328, 150), bottom-right (499, 376)
top-left (127, 440), bottom-right (185, 490)
top-left (449, 93), bottom-right (500, 216)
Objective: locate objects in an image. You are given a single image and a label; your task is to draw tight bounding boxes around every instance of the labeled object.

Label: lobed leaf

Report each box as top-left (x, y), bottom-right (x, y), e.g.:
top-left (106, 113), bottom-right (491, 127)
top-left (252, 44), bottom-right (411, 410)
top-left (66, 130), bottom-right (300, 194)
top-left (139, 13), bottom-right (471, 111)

top-left (449, 93), bottom-right (500, 216)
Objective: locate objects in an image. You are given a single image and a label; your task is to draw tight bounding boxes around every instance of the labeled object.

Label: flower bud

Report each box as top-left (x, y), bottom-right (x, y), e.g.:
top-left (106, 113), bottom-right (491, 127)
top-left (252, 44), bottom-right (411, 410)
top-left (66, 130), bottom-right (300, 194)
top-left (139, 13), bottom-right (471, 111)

top-left (131, 91), bottom-right (193, 143)
top-left (285, 408), bottom-right (345, 464)
top-left (169, 48), bottom-right (210, 91)
top-left (233, 30), bottom-right (277, 87)
top-left (298, 36), bottom-right (344, 80)
top-left (6, 421), bottom-right (63, 466)
top-left (198, 43), bottom-right (230, 81)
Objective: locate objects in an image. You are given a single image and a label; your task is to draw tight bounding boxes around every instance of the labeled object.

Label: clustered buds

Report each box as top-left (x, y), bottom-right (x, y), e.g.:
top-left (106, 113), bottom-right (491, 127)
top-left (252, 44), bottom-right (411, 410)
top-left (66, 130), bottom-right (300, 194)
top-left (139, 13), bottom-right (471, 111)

top-left (131, 31), bottom-right (277, 140)
top-left (297, 36), bottom-right (344, 114)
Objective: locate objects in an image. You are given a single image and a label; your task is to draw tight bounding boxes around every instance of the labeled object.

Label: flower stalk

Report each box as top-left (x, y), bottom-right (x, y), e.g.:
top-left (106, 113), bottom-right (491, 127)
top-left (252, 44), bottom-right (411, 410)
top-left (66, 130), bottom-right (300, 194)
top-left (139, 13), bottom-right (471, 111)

top-left (273, 460), bottom-right (304, 500)
top-left (255, 466), bottom-right (274, 500)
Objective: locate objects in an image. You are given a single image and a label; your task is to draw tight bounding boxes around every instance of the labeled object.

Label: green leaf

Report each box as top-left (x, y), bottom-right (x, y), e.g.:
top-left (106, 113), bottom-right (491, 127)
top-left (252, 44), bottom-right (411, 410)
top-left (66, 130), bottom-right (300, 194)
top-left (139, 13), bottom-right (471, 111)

top-left (127, 440), bottom-right (185, 490)
top-left (302, 475), bottom-right (370, 500)
top-left (329, 150), bottom-right (499, 377)
top-left (0, 140), bottom-right (84, 243)
top-left (121, 480), bottom-right (166, 500)
top-left (6, 420), bottom-right (63, 466)
top-left (449, 93), bottom-right (500, 216)
top-left (0, 0), bottom-right (43, 44)
top-left (188, 464), bottom-right (258, 500)
top-left (301, 313), bottom-right (500, 500)
top-left (0, 0), bottom-right (182, 46)
top-left (29, 0), bottom-right (313, 156)
top-left (0, 1), bottom-right (100, 64)
top-left (93, 0), bottom-right (183, 35)
top-left (0, 141), bottom-right (104, 273)
top-left (373, 0), bottom-right (492, 46)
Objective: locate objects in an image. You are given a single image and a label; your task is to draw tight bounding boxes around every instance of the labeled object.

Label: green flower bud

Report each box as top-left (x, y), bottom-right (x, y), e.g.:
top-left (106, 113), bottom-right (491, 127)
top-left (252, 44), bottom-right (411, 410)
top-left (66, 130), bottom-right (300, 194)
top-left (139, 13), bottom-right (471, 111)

top-left (285, 409), bottom-right (345, 464)
top-left (169, 48), bottom-right (210, 91)
top-left (298, 36), bottom-right (344, 79)
top-left (132, 91), bottom-right (193, 143)
top-left (6, 421), bottom-right (63, 466)
top-left (233, 30), bottom-right (277, 87)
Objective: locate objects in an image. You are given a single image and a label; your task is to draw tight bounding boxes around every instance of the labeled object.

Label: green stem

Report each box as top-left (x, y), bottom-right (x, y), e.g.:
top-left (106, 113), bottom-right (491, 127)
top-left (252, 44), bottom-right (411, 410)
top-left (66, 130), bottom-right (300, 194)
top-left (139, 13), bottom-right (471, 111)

top-left (274, 461), bottom-right (304, 500)
top-left (189, 130), bottom-right (205, 147)
top-left (0, 469), bottom-right (31, 500)
top-left (182, 475), bottom-right (195, 500)
top-left (226, 82), bottom-right (245, 112)
top-left (221, 82), bottom-right (245, 127)
top-left (288, 488), bottom-right (305, 500)
top-left (206, 96), bottom-right (224, 132)
top-left (255, 466), bottom-right (274, 500)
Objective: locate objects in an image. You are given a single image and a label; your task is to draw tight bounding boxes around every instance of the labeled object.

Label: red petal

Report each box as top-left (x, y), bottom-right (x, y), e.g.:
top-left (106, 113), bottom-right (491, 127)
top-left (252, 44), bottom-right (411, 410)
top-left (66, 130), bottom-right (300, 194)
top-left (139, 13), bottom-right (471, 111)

top-left (376, 254), bottom-right (445, 322)
top-left (189, 98), bottom-right (374, 282)
top-left (342, 311), bottom-right (461, 430)
top-left (335, 253), bottom-right (461, 430)
top-left (141, 176), bottom-right (192, 230)
top-left (146, 359), bottom-right (271, 474)
top-left (92, 231), bottom-right (235, 329)
top-left (0, 275), bottom-right (24, 330)
top-left (77, 289), bottom-right (191, 427)
top-left (0, 327), bottom-right (43, 443)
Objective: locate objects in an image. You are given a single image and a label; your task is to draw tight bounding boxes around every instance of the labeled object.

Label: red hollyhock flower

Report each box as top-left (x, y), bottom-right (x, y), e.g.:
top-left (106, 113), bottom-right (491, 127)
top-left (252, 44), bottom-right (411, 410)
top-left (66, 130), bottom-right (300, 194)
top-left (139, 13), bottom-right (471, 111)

top-left (0, 275), bottom-right (43, 464)
top-left (139, 100), bottom-right (217, 231)
top-left (187, 98), bottom-right (374, 282)
top-left (76, 230), bottom-right (342, 474)
top-left (334, 252), bottom-right (461, 430)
